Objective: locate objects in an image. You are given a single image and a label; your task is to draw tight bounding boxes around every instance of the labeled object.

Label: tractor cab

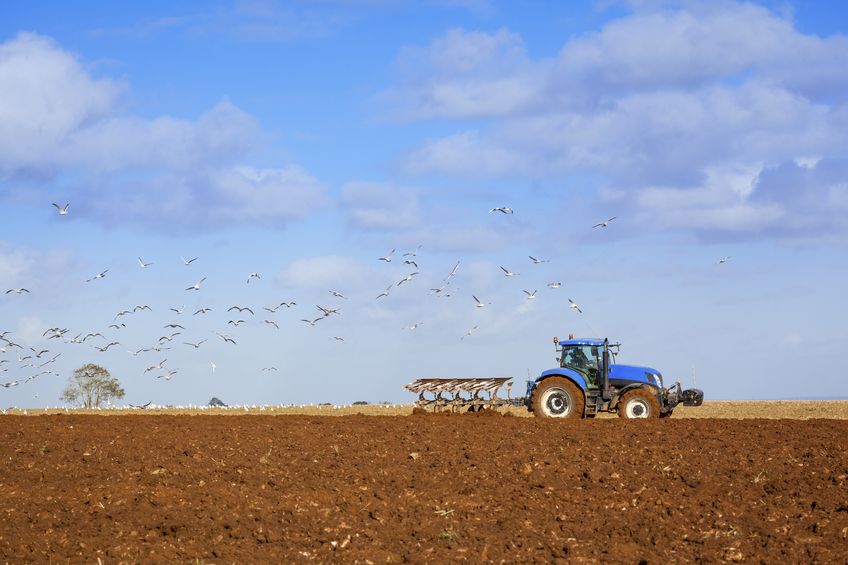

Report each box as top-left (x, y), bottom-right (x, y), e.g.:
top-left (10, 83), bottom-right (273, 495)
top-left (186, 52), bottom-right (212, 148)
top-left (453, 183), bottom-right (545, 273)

top-left (558, 340), bottom-right (604, 389)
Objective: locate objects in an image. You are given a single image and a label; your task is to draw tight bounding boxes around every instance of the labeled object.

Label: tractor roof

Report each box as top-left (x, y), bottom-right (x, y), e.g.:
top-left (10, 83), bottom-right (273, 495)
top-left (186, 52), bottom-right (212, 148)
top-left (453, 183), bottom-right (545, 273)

top-left (558, 337), bottom-right (605, 346)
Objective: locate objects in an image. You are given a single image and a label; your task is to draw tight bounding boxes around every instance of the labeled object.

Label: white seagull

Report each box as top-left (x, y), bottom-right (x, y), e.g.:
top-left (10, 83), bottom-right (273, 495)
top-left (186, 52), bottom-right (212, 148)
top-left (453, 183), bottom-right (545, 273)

top-left (52, 203), bottom-right (70, 215)
top-left (227, 306), bottom-right (254, 315)
top-left (378, 249), bottom-right (395, 262)
top-left (592, 217), bottom-right (617, 228)
top-left (473, 295), bottom-right (489, 308)
top-left (263, 319), bottom-right (279, 329)
top-left (500, 266), bottom-right (520, 277)
top-left (170, 305), bottom-right (185, 315)
top-left (246, 272), bottom-right (261, 284)
top-left (193, 307), bottom-right (212, 315)
top-left (184, 340), bottom-right (207, 348)
top-left (5, 288), bottom-right (30, 294)
top-left (181, 256), bottom-right (198, 266)
top-left (547, 282), bottom-right (562, 289)
top-left (523, 290), bottom-right (537, 300)
top-left (461, 325), bottom-right (479, 339)
top-left (300, 317), bottom-right (323, 327)
top-left (186, 277), bottom-right (207, 291)
top-left (406, 322), bottom-right (424, 331)
top-left (86, 270), bottom-right (108, 283)
top-left (376, 284), bottom-right (393, 299)
top-left (215, 332), bottom-right (237, 345)
top-left (332, 336), bottom-right (345, 342)
top-left (490, 207), bottom-right (514, 214)
top-left (568, 298), bottom-right (583, 314)
top-left (529, 256), bottom-right (548, 264)
top-left (329, 290), bottom-right (347, 299)
top-left (138, 257), bottom-right (153, 268)
top-left (718, 256), bottom-right (731, 264)
top-left (397, 272), bottom-right (419, 286)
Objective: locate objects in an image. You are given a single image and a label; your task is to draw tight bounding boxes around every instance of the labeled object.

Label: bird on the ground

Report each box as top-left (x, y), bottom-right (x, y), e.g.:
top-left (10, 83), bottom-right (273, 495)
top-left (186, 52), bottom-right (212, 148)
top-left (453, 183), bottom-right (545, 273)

top-left (490, 207), bottom-right (513, 214)
top-left (215, 332), bottom-right (237, 345)
top-left (263, 319), bottom-right (279, 329)
top-left (170, 305), bottom-right (185, 315)
top-left (184, 340), bottom-right (207, 348)
top-left (329, 290), bottom-right (347, 299)
top-left (227, 306), bottom-right (254, 315)
top-left (86, 270), bottom-right (108, 282)
top-left (523, 290), bottom-right (537, 300)
top-left (194, 307), bottom-right (212, 315)
top-left (246, 272), bottom-right (261, 283)
top-left (462, 325), bottom-right (479, 339)
top-left (568, 298), bottom-right (583, 314)
top-left (138, 257), bottom-right (153, 268)
top-left (529, 256), bottom-right (548, 264)
top-left (547, 282), bottom-right (562, 289)
top-left (378, 249), bottom-right (395, 262)
top-left (376, 284), bottom-right (392, 299)
top-left (593, 217), bottom-right (617, 228)
top-left (5, 288), bottom-right (29, 294)
top-left (52, 203), bottom-right (70, 215)
top-left (500, 266), bottom-right (519, 277)
top-left (301, 317), bottom-right (323, 327)
top-left (181, 256), bottom-right (198, 266)
top-left (186, 277), bottom-right (206, 291)
top-left (397, 272), bottom-right (419, 286)
top-left (473, 295), bottom-right (489, 308)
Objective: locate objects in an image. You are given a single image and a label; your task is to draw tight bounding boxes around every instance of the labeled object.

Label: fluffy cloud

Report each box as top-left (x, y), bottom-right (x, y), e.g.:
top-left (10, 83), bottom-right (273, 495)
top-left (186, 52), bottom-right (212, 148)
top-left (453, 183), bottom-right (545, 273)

top-left (387, 2), bottom-right (848, 240)
top-left (340, 181), bottom-right (421, 231)
top-left (0, 32), bottom-right (326, 231)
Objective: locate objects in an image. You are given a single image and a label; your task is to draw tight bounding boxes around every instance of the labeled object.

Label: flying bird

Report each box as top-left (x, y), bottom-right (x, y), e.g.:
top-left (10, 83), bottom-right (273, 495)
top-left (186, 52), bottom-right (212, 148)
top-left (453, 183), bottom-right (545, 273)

top-left (329, 290), bottom-right (347, 299)
top-left (5, 288), bottom-right (30, 294)
top-left (378, 249), bottom-right (395, 262)
top-left (592, 217), bottom-right (617, 228)
top-left (246, 272), bottom-right (261, 283)
top-left (397, 272), bottom-right (419, 286)
top-left (523, 290), bottom-right (537, 300)
top-left (261, 367), bottom-right (278, 372)
top-left (215, 332), bottom-right (237, 345)
top-left (86, 270), bottom-right (108, 283)
top-left (490, 207), bottom-right (514, 214)
top-left (210, 361), bottom-right (216, 373)
top-left (376, 284), bottom-right (393, 299)
top-left (301, 317), bottom-right (324, 327)
top-left (718, 256), bottom-right (731, 264)
top-left (316, 305), bottom-right (340, 317)
top-left (228, 306), bottom-right (254, 315)
top-left (227, 319), bottom-right (247, 326)
top-left (193, 307), bottom-right (212, 315)
top-left (403, 259), bottom-right (418, 269)
top-left (406, 322), bottom-right (424, 331)
top-left (473, 295), bottom-right (489, 308)
top-left (94, 341), bottom-right (120, 352)
top-left (402, 245), bottom-right (422, 257)
top-left (169, 305), bottom-right (185, 315)
top-left (138, 257), bottom-right (153, 268)
top-left (332, 336), bottom-right (345, 342)
top-left (263, 319), bottom-right (279, 329)
top-left (186, 277), bottom-right (207, 291)
top-left (181, 256), bottom-right (198, 266)
top-left (164, 323), bottom-right (185, 330)
top-left (184, 340), bottom-right (207, 348)
top-left (52, 203), bottom-right (70, 215)
top-left (568, 298), bottom-right (583, 314)
top-left (500, 266), bottom-right (520, 277)
top-left (445, 261), bottom-right (460, 281)
top-left (133, 305), bottom-right (152, 312)
top-left (529, 256), bottom-right (548, 264)
top-left (461, 325), bottom-right (479, 340)
top-left (547, 282), bottom-right (562, 289)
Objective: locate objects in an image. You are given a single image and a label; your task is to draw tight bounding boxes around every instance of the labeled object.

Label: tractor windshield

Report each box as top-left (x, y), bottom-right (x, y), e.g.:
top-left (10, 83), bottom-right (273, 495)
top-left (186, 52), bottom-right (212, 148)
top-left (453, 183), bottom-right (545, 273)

top-left (561, 345), bottom-right (602, 387)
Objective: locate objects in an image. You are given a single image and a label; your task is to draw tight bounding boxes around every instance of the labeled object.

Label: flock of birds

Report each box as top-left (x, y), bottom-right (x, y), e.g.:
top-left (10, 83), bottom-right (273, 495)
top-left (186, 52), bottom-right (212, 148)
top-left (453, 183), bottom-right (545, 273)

top-left (0, 203), bottom-right (731, 403)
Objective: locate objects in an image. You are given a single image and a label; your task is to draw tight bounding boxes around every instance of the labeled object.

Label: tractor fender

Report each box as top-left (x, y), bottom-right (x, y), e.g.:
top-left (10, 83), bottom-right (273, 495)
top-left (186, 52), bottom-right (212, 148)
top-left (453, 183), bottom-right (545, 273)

top-left (610, 383), bottom-right (660, 411)
top-left (535, 368), bottom-right (589, 393)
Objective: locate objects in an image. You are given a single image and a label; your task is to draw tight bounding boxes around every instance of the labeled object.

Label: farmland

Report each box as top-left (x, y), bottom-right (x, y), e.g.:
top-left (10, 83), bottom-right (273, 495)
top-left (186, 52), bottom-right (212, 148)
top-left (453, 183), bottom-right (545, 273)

top-left (1, 408), bottom-right (847, 562)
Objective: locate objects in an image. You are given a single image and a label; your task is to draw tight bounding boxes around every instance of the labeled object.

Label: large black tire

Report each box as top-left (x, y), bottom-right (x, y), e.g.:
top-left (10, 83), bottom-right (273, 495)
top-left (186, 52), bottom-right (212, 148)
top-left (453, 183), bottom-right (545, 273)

top-left (617, 388), bottom-right (661, 419)
top-left (530, 377), bottom-right (584, 419)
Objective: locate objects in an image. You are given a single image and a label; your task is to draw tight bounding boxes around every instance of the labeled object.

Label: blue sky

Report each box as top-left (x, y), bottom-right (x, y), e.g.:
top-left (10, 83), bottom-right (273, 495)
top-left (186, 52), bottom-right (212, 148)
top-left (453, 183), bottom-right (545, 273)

top-left (1, 0), bottom-right (846, 407)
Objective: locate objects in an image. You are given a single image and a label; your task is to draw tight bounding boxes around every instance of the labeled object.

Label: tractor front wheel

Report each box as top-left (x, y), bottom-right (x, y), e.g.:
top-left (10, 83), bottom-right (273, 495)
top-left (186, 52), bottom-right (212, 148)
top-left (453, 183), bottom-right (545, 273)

top-left (617, 388), bottom-right (661, 419)
top-left (530, 377), bottom-right (584, 419)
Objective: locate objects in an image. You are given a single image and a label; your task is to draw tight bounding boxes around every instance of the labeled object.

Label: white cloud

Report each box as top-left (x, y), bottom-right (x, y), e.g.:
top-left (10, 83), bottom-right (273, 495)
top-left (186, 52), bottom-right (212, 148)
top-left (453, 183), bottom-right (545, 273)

top-left (278, 255), bottom-right (374, 290)
top-left (386, 2), bottom-right (848, 241)
top-left (340, 181), bottom-right (421, 231)
top-left (0, 241), bottom-right (77, 291)
top-left (0, 32), bottom-right (326, 231)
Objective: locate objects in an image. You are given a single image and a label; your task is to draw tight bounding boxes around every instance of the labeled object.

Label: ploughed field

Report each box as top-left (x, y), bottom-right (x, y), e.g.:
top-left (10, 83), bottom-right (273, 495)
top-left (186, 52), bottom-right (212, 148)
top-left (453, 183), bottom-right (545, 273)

top-left (1, 415), bottom-right (846, 563)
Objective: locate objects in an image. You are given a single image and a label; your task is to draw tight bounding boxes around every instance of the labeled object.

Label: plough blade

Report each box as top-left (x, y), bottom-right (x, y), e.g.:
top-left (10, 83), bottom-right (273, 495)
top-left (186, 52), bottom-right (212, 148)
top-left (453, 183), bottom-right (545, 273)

top-left (405, 377), bottom-right (514, 412)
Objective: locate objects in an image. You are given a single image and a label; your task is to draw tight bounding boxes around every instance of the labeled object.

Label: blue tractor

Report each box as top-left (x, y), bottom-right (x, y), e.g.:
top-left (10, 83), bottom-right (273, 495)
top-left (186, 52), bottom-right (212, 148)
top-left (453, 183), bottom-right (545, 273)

top-left (526, 336), bottom-right (703, 419)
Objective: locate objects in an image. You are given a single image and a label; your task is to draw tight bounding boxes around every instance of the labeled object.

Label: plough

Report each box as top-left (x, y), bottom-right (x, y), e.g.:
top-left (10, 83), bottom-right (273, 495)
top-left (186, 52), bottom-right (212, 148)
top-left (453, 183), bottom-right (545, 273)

top-left (404, 377), bottom-right (523, 412)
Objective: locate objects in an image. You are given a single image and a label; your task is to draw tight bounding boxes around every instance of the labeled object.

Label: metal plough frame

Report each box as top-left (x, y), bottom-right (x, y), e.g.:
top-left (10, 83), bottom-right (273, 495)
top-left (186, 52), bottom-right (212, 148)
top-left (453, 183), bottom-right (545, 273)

top-left (404, 377), bottom-right (515, 412)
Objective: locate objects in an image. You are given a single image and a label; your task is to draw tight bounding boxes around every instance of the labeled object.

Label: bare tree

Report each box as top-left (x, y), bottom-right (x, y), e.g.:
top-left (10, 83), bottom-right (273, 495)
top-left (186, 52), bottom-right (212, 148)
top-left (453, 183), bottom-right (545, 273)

top-left (61, 364), bottom-right (125, 408)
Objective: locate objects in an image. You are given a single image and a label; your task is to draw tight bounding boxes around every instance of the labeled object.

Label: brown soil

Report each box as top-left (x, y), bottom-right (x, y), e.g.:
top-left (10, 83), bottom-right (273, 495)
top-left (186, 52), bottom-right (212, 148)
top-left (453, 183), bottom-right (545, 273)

top-left (1, 415), bottom-right (846, 563)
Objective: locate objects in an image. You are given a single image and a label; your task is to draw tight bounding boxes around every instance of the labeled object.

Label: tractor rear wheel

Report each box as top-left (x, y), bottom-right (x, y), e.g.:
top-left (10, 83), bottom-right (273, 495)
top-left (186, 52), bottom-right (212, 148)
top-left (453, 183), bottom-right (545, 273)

top-left (617, 388), bottom-right (661, 419)
top-left (530, 377), bottom-right (584, 419)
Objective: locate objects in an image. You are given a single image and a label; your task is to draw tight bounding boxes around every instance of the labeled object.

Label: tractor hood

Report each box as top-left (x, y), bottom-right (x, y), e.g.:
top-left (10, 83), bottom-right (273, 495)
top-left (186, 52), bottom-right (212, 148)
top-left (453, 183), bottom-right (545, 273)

top-left (609, 364), bottom-right (662, 386)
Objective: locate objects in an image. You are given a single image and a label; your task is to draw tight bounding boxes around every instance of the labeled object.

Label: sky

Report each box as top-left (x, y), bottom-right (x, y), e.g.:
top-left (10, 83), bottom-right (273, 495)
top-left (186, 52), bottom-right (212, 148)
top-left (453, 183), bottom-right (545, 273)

top-left (1, 0), bottom-right (846, 408)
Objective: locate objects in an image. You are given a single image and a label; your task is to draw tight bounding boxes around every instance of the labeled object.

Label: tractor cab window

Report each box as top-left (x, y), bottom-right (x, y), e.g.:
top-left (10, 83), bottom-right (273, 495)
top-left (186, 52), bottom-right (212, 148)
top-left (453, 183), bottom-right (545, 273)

top-left (561, 345), bottom-right (602, 386)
